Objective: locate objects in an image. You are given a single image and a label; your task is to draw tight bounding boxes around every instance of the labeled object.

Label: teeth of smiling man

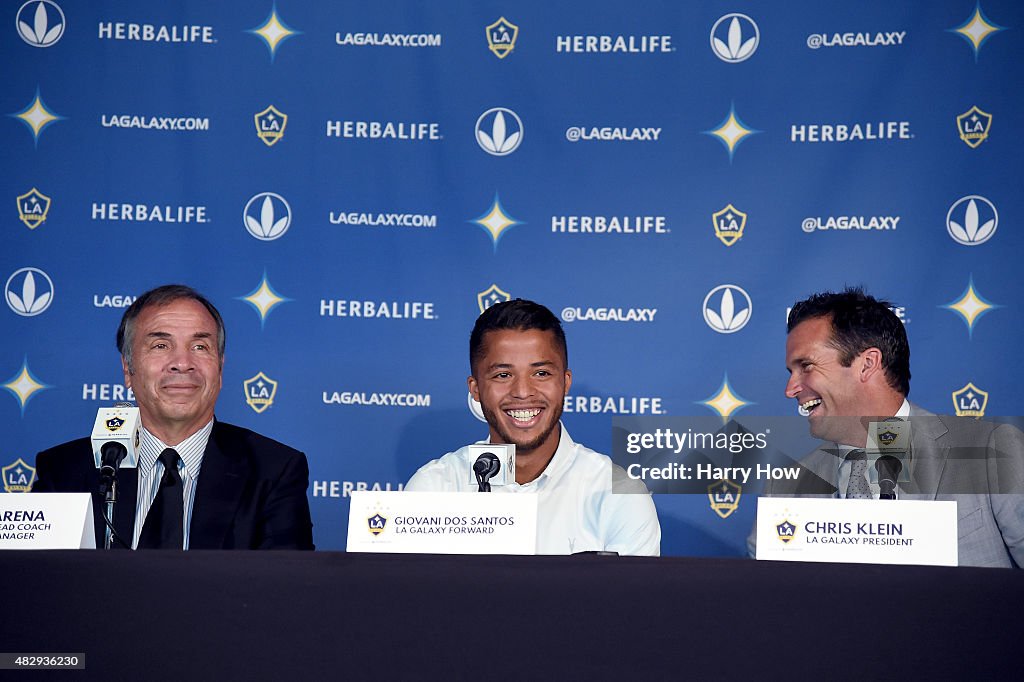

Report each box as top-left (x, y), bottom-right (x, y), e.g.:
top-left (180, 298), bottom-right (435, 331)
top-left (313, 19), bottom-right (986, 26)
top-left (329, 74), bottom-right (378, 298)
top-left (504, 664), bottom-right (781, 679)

top-left (507, 409), bottom-right (541, 422)
top-left (800, 398), bottom-right (822, 412)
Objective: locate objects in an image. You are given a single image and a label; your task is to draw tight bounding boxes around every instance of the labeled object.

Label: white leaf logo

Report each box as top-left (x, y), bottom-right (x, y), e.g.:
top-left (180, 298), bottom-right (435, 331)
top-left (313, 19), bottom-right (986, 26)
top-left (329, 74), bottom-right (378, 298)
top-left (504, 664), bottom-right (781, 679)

top-left (243, 192), bottom-right (292, 241)
top-left (946, 195), bottom-right (997, 246)
top-left (5, 267), bottom-right (54, 317)
top-left (475, 108), bottom-right (523, 156)
top-left (17, 1), bottom-right (65, 48)
top-left (703, 285), bottom-right (752, 334)
top-left (710, 14), bottom-right (759, 63)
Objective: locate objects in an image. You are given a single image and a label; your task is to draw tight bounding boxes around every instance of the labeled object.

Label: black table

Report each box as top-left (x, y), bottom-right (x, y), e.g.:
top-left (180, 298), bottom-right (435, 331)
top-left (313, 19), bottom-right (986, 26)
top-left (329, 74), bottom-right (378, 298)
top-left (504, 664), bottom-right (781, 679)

top-left (2, 551), bottom-right (1019, 680)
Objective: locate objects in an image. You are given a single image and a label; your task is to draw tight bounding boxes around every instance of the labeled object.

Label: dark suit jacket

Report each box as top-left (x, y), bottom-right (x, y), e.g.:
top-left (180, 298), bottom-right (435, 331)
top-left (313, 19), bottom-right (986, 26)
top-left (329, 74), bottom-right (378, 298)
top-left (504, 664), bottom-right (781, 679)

top-left (33, 421), bottom-right (315, 550)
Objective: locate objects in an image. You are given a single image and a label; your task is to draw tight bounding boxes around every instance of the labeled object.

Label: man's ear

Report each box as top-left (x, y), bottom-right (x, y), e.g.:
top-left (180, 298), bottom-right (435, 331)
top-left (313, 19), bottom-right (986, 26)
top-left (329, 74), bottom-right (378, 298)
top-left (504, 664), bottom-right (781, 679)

top-left (468, 375), bottom-right (479, 402)
top-left (858, 347), bottom-right (884, 383)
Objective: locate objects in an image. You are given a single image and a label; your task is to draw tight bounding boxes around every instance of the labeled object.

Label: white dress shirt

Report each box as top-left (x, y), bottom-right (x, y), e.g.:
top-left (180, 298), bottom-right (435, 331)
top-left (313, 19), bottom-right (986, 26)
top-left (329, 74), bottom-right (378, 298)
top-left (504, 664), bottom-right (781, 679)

top-left (132, 420), bottom-right (213, 549)
top-left (405, 425), bottom-right (661, 555)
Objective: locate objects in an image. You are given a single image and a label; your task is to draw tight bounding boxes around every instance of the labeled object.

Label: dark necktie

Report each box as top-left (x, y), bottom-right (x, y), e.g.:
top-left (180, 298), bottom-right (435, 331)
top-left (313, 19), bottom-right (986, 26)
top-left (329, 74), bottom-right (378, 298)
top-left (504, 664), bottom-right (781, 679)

top-left (138, 448), bottom-right (184, 549)
top-left (845, 449), bottom-right (872, 499)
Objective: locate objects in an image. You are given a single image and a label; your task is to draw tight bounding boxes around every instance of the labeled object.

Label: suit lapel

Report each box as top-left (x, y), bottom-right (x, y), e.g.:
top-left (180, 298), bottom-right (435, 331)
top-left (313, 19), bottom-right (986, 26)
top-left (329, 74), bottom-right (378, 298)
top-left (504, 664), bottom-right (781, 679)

top-left (903, 406), bottom-right (949, 498)
top-left (190, 423), bottom-right (248, 549)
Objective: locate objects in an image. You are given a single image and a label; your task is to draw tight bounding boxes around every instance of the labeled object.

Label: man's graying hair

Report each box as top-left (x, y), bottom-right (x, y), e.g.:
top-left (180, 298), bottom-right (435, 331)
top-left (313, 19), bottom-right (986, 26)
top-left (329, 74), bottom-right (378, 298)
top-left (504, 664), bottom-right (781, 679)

top-left (117, 285), bottom-right (226, 373)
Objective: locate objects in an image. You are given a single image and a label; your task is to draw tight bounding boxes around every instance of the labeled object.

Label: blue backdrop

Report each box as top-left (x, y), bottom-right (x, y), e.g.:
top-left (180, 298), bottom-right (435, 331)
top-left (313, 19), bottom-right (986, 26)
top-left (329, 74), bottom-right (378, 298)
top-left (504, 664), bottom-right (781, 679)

top-left (3, 1), bottom-right (1021, 554)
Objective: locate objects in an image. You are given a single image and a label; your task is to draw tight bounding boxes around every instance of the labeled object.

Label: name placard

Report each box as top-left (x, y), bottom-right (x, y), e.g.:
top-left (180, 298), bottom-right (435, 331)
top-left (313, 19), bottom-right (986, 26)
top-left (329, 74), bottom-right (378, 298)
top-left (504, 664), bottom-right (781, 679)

top-left (0, 493), bottom-right (96, 550)
top-left (755, 497), bottom-right (957, 566)
top-left (347, 491), bottom-right (537, 555)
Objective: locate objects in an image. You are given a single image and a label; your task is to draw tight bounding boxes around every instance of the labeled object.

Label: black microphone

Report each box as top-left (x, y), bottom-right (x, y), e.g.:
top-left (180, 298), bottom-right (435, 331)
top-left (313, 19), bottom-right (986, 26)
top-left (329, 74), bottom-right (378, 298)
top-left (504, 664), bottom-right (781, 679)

top-left (473, 452), bottom-right (501, 492)
top-left (875, 455), bottom-right (902, 500)
top-left (98, 441), bottom-right (128, 492)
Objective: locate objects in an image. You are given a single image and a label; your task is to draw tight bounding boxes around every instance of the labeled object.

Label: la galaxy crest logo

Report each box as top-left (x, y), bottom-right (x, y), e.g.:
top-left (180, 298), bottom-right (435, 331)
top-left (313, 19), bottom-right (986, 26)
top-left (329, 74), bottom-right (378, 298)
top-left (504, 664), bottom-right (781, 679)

top-left (244, 372), bottom-right (278, 413)
top-left (3, 458), bottom-right (36, 493)
top-left (486, 17), bottom-right (518, 59)
top-left (708, 479), bottom-right (741, 519)
top-left (368, 512), bottom-right (387, 536)
top-left (877, 430), bottom-right (899, 447)
top-left (476, 284), bottom-right (511, 314)
top-left (105, 416), bottom-right (125, 431)
top-left (776, 520), bottom-right (796, 544)
top-left (255, 105), bottom-right (287, 146)
top-left (712, 204), bottom-right (746, 246)
top-left (952, 382), bottom-right (988, 417)
top-left (17, 1), bottom-right (65, 48)
top-left (17, 188), bottom-right (51, 230)
top-left (956, 106), bottom-right (991, 148)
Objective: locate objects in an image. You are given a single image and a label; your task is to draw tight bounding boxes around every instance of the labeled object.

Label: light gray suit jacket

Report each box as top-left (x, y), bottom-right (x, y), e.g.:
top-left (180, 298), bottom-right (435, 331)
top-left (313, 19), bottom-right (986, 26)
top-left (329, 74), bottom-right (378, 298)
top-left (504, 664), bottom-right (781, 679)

top-left (748, 405), bottom-right (1024, 568)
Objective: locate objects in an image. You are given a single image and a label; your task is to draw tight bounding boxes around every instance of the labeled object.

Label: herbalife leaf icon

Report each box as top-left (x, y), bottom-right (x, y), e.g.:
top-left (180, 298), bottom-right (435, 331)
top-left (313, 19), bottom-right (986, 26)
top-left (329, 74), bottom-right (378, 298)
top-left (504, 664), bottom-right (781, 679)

top-left (17, 1), bottom-right (65, 47)
top-left (947, 195), bottom-right (997, 246)
top-left (711, 14), bottom-right (759, 63)
top-left (476, 108), bottom-right (523, 156)
top-left (5, 267), bottom-right (54, 317)
top-left (703, 285), bottom-right (752, 334)
top-left (244, 192), bottom-right (292, 241)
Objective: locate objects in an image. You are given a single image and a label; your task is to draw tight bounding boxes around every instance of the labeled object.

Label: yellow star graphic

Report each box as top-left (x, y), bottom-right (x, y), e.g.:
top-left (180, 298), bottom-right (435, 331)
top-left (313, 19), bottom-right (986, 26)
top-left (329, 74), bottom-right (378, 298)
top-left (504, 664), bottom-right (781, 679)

top-left (699, 375), bottom-right (752, 420)
top-left (704, 105), bottom-right (759, 162)
top-left (12, 90), bottom-right (62, 144)
top-left (470, 194), bottom-right (522, 251)
top-left (2, 360), bottom-right (51, 415)
top-left (250, 6), bottom-right (299, 60)
top-left (942, 277), bottom-right (998, 337)
top-left (949, 4), bottom-right (1005, 60)
top-left (240, 273), bottom-right (290, 328)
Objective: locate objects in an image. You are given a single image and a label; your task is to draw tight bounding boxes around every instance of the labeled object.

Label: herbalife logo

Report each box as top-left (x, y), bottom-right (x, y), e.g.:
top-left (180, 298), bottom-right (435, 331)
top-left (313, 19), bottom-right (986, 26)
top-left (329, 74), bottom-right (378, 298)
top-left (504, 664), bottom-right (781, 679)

top-left (476, 108), bottom-right (523, 156)
top-left (5, 267), bottom-right (54, 317)
top-left (244, 192), bottom-right (291, 241)
top-left (710, 14), bottom-right (759, 63)
top-left (17, 1), bottom-right (65, 47)
top-left (702, 285), bottom-right (751, 334)
top-left (946, 195), bottom-right (997, 246)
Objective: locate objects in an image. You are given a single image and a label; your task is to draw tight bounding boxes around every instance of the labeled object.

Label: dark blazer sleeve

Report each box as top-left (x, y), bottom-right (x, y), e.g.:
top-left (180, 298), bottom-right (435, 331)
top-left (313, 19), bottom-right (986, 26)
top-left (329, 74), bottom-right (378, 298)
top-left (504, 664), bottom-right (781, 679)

top-left (258, 444), bottom-right (315, 550)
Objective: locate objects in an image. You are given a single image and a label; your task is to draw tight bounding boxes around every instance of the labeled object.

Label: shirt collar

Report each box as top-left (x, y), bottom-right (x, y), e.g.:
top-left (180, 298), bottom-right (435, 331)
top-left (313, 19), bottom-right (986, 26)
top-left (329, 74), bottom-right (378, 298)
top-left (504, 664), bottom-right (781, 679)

top-left (138, 419), bottom-right (214, 481)
top-left (486, 422), bottom-right (576, 490)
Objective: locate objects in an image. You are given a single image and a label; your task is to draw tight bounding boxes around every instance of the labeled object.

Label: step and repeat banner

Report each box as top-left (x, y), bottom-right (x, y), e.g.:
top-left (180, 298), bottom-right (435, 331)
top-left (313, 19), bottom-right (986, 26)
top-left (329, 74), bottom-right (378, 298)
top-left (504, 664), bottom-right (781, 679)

top-left (3, 1), bottom-right (1021, 554)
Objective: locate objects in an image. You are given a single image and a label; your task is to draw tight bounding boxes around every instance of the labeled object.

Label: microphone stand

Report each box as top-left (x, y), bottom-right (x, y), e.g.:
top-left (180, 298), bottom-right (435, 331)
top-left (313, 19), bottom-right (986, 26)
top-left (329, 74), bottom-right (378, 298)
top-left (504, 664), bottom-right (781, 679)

top-left (104, 475), bottom-right (118, 550)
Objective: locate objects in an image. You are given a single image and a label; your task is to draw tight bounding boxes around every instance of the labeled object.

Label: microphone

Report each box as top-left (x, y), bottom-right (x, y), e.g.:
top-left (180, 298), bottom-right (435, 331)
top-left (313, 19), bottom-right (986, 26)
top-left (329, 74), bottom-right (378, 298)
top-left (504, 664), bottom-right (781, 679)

top-left (473, 452), bottom-right (501, 492)
top-left (91, 403), bottom-right (142, 473)
top-left (875, 455), bottom-right (903, 500)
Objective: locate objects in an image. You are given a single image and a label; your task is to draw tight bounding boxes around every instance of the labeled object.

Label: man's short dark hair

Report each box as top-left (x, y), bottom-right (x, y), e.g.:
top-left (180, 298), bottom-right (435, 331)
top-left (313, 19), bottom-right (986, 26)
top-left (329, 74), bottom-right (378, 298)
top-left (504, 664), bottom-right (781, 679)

top-left (787, 287), bottom-right (910, 396)
top-left (117, 284), bottom-right (226, 373)
top-left (470, 299), bottom-right (567, 374)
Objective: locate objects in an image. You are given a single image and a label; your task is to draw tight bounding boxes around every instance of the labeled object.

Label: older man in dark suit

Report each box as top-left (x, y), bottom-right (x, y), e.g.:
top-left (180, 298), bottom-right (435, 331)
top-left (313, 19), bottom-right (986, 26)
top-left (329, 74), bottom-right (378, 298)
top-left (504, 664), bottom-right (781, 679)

top-left (33, 284), bottom-right (314, 550)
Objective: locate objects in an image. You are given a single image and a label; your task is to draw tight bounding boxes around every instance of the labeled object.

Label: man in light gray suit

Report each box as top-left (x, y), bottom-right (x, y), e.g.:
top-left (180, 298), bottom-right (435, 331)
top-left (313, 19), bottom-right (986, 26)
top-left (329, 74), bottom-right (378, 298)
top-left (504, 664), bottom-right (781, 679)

top-left (749, 288), bottom-right (1024, 568)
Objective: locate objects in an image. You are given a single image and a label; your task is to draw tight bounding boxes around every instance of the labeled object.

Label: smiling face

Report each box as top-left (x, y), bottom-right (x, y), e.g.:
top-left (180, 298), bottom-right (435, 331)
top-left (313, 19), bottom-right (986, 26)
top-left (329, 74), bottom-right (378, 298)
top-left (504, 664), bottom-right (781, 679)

top-left (784, 316), bottom-right (869, 444)
top-left (123, 298), bottom-right (223, 445)
top-left (469, 329), bottom-right (572, 459)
